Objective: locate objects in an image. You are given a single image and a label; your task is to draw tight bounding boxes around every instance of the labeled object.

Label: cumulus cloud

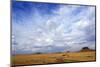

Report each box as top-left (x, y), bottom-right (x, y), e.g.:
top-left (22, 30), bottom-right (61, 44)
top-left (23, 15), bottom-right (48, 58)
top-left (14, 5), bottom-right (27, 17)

top-left (12, 2), bottom-right (96, 54)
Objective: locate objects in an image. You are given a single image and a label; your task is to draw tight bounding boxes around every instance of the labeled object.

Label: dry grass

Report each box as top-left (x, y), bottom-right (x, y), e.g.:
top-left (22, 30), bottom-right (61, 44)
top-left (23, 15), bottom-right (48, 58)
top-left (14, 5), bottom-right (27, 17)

top-left (11, 51), bottom-right (96, 66)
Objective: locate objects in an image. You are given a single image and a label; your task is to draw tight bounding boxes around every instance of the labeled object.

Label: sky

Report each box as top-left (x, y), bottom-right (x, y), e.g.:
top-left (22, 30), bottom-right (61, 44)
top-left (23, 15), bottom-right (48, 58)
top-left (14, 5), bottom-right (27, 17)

top-left (12, 1), bottom-right (96, 54)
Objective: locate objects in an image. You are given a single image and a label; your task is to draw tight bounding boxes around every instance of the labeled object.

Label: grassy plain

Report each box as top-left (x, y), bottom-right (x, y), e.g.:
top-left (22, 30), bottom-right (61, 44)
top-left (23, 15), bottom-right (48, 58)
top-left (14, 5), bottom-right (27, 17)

top-left (12, 51), bottom-right (96, 66)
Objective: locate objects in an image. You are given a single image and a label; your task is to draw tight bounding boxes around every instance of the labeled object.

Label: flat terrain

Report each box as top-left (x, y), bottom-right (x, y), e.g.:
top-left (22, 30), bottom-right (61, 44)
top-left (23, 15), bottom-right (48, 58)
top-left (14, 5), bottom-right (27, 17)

top-left (12, 51), bottom-right (96, 66)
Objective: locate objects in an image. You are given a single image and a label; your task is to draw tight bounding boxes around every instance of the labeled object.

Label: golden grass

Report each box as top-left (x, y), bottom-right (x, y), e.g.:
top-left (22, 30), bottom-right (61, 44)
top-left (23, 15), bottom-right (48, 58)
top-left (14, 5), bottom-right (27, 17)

top-left (12, 51), bottom-right (96, 66)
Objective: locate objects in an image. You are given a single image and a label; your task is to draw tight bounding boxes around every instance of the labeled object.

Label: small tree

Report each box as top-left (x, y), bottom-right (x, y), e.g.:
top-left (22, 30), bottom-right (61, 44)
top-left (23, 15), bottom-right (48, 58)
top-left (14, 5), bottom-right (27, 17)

top-left (35, 52), bottom-right (42, 54)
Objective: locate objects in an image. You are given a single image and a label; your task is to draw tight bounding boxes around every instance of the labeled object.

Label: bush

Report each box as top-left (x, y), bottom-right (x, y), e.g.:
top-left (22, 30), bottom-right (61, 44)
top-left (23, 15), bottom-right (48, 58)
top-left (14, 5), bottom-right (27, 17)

top-left (35, 52), bottom-right (42, 54)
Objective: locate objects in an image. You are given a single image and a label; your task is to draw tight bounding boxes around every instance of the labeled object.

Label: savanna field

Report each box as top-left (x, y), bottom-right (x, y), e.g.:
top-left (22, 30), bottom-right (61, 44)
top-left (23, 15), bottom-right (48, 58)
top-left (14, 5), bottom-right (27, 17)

top-left (12, 50), bottom-right (96, 66)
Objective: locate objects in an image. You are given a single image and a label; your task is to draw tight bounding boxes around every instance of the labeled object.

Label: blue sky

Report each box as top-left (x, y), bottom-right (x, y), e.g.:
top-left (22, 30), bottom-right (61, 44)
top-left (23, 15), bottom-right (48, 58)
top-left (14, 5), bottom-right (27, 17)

top-left (12, 1), bottom-right (96, 54)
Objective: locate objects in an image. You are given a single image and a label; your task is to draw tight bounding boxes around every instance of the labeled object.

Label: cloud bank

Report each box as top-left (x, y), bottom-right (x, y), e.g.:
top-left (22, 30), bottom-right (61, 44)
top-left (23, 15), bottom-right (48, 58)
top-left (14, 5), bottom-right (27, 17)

top-left (12, 2), bottom-right (96, 54)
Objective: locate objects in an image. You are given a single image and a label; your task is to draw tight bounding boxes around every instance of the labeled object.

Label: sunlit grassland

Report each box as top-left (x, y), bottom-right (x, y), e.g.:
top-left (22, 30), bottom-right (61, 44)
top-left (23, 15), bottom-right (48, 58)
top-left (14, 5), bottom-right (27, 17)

top-left (12, 51), bottom-right (96, 66)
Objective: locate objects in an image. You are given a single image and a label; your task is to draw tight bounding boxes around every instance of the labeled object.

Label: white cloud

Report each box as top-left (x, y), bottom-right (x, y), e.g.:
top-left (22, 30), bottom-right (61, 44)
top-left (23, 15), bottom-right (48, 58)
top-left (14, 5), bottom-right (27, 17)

top-left (12, 4), bottom-right (95, 54)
